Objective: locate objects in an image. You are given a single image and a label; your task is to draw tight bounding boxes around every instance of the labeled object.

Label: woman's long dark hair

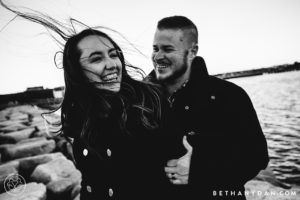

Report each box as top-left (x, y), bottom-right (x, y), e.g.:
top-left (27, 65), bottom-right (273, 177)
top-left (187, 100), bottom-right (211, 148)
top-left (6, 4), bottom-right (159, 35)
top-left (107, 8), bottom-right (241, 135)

top-left (61, 29), bottom-right (163, 144)
top-left (1, 1), bottom-right (163, 147)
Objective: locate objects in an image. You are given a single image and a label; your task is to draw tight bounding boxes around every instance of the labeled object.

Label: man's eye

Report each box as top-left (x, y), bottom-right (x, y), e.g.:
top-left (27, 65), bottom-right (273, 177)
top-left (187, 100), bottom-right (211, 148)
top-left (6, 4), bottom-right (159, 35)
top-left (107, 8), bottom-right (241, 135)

top-left (153, 47), bottom-right (158, 52)
top-left (164, 48), bottom-right (173, 52)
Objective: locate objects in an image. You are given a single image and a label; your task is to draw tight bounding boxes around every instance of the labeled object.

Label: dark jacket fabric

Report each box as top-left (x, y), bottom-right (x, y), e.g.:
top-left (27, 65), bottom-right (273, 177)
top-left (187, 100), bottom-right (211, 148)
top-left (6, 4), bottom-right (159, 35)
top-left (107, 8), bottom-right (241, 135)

top-left (147, 56), bottom-right (269, 200)
top-left (70, 93), bottom-right (171, 200)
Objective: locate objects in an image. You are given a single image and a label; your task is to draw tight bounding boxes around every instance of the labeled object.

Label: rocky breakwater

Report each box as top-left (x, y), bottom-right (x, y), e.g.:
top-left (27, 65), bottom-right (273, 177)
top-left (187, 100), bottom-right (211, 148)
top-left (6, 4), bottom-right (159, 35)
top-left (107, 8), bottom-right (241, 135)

top-left (0, 105), bottom-right (81, 200)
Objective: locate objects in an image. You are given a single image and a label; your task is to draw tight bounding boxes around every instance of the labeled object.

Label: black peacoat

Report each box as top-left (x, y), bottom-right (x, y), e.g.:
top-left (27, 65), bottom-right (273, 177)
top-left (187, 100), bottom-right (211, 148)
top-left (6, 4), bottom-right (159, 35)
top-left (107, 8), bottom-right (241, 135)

top-left (147, 56), bottom-right (269, 200)
top-left (70, 94), bottom-right (172, 200)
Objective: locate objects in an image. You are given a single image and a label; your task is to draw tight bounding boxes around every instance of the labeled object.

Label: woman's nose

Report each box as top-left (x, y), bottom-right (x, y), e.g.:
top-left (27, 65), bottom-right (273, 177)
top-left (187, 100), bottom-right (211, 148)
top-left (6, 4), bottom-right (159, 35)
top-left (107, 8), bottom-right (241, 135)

top-left (105, 58), bottom-right (117, 69)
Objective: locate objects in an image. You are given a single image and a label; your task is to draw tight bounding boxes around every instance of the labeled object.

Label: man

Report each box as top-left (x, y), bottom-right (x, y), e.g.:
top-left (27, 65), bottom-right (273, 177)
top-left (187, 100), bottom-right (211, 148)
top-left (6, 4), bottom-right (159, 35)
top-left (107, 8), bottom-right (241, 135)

top-left (147, 16), bottom-right (269, 200)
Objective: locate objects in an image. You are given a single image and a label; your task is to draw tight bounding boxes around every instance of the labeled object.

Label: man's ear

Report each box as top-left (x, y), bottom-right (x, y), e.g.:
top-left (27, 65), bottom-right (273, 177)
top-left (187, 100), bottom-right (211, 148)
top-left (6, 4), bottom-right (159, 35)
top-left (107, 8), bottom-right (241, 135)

top-left (191, 43), bottom-right (198, 57)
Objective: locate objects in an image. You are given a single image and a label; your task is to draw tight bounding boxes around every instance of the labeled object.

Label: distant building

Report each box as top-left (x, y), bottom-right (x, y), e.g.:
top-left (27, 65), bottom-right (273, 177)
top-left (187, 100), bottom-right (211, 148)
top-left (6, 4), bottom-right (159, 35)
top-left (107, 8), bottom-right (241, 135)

top-left (26, 86), bottom-right (44, 91)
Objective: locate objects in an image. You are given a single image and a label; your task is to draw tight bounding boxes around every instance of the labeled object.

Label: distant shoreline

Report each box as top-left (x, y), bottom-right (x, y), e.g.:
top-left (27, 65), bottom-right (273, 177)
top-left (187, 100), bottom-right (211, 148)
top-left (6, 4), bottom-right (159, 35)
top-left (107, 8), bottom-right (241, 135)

top-left (214, 62), bottom-right (300, 80)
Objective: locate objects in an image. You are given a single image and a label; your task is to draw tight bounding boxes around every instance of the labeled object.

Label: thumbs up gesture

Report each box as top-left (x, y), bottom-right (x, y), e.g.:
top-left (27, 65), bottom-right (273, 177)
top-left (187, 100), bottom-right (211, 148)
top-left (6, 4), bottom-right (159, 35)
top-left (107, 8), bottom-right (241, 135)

top-left (165, 135), bottom-right (193, 185)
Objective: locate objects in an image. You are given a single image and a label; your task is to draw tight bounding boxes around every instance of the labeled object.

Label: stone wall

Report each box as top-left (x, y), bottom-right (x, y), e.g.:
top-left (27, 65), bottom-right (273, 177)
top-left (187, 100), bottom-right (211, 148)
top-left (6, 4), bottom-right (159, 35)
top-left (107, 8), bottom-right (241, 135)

top-left (0, 105), bottom-right (80, 200)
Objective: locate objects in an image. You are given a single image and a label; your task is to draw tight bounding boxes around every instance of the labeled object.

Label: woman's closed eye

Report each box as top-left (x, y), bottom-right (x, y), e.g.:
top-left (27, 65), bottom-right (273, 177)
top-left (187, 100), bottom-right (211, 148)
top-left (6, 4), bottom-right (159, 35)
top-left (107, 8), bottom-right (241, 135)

top-left (90, 56), bottom-right (103, 63)
top-left (109, 53), bottom-right (118, 59)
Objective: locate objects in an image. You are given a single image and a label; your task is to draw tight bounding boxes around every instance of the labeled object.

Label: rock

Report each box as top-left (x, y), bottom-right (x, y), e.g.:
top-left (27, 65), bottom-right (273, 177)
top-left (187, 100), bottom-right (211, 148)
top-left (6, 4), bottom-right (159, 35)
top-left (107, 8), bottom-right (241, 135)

top-left (17, 136), bottom-right (47, 144)
top-left (0, 182), bottom-right (47, 200)
top-left (30, 157), bottom-right (81, 185)
top-left (0, 161), bottom-right (19, 193)
top-left (18, 152), bottom-right (65, 178)
top-left (47, 178), bottom-right (77, 199)
top-left (0, 123), bottom-right (28, 133)
top-left (31, 157), bottom-right (81, 199)
top-left (8, 113), bottom-right (29, 121)
top-left (254, 168), bottom-right (292, 189)
top-left (0, 121), bottom-right (20, 128)
top-left (1, 139), bottom-right (56, 161)
top-left (245, 180), bottom-right (300, 200)
top-left (0, 144), bottom-right (13, 152)
top-left (0, 115), bottom-right (8, 122)
top-left (31, 129), bottom-right (49, 138)
top-left (0, 144), bottom-right (13, 162)
top-left (0, 128), bottom-right (36, 144)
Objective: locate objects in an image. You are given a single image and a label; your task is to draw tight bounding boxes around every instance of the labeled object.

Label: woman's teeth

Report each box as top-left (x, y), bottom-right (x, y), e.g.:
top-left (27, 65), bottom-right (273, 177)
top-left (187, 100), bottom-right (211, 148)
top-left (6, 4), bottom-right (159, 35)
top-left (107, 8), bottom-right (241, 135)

top-left (103, 73), bottom-right (118, 82)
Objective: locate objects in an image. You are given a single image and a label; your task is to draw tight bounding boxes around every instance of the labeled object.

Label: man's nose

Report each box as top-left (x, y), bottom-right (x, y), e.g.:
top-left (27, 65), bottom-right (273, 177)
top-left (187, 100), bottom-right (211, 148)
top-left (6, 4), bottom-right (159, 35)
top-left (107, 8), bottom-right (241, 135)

top-left (153, 50), bottom-right (165, 61)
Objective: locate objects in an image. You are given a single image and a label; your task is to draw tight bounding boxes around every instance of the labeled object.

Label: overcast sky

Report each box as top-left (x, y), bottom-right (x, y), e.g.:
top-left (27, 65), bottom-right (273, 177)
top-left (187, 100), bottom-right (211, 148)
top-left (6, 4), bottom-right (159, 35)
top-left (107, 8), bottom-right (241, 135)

top-left (0, 0), bottom-right (299, 94)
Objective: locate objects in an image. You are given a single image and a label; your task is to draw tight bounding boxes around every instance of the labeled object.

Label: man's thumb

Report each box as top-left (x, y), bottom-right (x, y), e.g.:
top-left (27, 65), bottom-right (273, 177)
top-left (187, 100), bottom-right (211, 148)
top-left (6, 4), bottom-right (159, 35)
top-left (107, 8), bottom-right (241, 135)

top-left (182, 135), bottom-right (193, 152)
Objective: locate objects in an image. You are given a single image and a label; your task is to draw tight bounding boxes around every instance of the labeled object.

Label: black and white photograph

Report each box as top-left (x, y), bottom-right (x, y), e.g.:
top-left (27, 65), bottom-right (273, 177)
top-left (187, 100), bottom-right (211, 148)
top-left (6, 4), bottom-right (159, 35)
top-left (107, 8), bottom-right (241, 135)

top-left (0, 0), bottom-right (299, 199)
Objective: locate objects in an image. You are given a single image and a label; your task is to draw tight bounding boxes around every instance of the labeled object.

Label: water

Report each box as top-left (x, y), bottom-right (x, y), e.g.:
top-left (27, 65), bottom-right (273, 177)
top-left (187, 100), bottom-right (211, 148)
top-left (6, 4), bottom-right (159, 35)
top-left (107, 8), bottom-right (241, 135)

top-left (229, 71), bottom-right (300, 186)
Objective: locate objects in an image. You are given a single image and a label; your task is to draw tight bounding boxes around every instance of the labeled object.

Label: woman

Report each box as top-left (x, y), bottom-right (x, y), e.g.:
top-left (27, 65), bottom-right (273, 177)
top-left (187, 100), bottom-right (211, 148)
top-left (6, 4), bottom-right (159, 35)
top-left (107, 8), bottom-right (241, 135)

top-left (61, 29), bottom-right (170, 200)
top-left (0, 2), bottom-right (170, 199)
top-left (63, 29), bottom-right (173, 200)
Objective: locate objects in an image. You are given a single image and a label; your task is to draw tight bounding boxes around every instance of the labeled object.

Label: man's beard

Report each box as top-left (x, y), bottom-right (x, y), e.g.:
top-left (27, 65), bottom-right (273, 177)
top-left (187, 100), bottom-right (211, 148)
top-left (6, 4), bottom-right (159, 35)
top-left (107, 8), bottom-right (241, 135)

top-left (161, 50), bottom-right (189, 84)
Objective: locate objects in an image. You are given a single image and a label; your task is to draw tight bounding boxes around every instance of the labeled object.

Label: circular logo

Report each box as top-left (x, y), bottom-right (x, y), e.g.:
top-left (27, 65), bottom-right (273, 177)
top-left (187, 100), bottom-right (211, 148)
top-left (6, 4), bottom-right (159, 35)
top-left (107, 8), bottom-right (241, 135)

top-left (4, 173), bottom-right (26, 196)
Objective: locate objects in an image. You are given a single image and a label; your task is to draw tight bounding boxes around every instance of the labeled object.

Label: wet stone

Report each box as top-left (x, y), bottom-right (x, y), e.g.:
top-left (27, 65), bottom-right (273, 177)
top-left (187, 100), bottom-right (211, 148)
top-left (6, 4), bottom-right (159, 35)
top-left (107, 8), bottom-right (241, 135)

top-left (0, 160), bottom-right (20, 193)
top-left (1, 139), bottom-right (56, 161)
top-left (18, 152), bottom-right (65, 177)
top-left (30, 157), bottom-right (81, 185)
top-left (0, 128), bottom-right (36, 144)
top-left (0, 182), bottom-right (47, 200)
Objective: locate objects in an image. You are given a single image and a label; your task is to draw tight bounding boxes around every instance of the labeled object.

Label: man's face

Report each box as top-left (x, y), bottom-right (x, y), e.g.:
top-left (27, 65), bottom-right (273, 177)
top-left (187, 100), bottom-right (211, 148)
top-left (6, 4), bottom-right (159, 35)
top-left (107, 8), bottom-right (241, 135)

top-left (152, 29), bottom-right (192, 82)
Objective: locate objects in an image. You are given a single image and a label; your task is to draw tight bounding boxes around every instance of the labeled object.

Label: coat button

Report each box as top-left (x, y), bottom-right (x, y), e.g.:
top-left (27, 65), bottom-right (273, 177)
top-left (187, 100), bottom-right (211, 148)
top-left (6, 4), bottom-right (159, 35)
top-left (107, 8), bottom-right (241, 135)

top-left (187, 131), bottom-right (196, 136)
top-left (184, 105), bottom-right (189, 110)
top-left (86, 185), bottom-right (92, 193)
top-left (107, 149), bottom-right (112, 157)
top-left (108, 188), bottom-right (114, 197)
top-left (83, 148), bottom-right (88, 156)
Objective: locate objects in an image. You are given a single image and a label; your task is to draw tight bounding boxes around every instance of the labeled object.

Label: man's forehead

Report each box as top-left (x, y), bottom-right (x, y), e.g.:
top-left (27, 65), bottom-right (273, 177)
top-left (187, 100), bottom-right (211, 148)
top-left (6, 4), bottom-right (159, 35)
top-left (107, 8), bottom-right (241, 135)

top-left (154, 29), bottom-right (185, 41)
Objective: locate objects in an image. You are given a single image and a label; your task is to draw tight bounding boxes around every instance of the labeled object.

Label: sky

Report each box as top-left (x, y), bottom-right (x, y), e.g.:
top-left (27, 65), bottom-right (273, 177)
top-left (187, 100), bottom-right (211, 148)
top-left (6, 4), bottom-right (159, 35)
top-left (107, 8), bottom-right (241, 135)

top-left (0, 0), bottom-right (299, 94)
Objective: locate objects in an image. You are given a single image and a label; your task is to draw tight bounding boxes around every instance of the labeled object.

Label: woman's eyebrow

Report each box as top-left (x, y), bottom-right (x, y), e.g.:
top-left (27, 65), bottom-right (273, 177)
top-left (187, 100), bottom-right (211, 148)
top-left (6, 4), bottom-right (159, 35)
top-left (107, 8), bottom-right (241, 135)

top-left (88, 48), bottom-right (116, 58)
top-left (88, 51), bottom-right (103, 58)
top-left (108, 48), bottom-right (117, 53)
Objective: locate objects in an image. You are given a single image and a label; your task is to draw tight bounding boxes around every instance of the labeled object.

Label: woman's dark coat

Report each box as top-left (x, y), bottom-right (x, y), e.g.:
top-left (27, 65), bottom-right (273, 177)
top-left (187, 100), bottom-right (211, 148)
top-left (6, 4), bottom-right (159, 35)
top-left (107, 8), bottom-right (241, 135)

top-left (70, 93), bottom-right (171, 200)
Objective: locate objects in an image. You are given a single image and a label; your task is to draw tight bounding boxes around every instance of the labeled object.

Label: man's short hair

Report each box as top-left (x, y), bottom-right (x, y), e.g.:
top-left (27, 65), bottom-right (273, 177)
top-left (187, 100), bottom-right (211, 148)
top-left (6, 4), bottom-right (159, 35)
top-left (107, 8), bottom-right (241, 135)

top-left (157, 16), bottom-right (198, 43)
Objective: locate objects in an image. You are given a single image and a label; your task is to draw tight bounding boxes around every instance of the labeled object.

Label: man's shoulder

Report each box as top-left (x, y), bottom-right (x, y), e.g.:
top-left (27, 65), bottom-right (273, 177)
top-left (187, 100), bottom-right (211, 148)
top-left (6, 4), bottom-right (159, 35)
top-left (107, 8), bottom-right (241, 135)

top-left (208, 76), bottom-right (248, 97)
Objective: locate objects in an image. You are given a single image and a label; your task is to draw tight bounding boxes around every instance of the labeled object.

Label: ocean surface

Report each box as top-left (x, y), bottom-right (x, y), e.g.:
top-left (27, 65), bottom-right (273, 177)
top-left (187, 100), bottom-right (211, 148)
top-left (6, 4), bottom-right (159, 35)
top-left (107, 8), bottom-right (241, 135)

top-left (229, 71), bottom-right (300, 186)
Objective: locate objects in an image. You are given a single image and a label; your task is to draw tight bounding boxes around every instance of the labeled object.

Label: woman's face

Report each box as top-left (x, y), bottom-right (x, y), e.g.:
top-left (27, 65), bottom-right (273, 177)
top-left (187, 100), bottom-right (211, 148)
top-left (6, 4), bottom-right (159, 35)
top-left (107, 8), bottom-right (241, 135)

top-left (78, 35), bottom-right (122, 92)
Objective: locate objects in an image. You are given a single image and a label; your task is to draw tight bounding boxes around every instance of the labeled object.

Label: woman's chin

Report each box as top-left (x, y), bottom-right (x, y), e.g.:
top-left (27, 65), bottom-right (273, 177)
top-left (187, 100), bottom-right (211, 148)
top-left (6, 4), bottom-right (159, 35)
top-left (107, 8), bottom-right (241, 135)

top-left (98, 83), bottom-right (121, 93)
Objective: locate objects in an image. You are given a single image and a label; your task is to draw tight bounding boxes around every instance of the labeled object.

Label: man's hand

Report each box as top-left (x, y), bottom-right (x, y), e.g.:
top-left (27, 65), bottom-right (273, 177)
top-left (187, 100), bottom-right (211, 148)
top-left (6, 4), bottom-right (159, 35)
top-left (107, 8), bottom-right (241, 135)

top-left (165, 135), bottom-right (193, 185)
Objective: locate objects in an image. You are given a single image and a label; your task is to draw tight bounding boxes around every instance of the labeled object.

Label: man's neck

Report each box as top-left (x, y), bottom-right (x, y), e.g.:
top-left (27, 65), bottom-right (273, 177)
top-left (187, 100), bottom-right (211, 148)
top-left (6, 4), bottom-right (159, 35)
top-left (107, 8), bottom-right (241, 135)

top-left (164, 71), bottom-right (191, 96)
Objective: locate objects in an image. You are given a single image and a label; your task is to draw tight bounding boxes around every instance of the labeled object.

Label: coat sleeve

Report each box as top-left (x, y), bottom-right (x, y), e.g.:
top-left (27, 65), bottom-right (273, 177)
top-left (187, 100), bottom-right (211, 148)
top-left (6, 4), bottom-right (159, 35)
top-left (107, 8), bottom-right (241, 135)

top-left (188, 86), bottom-right (269, 188)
